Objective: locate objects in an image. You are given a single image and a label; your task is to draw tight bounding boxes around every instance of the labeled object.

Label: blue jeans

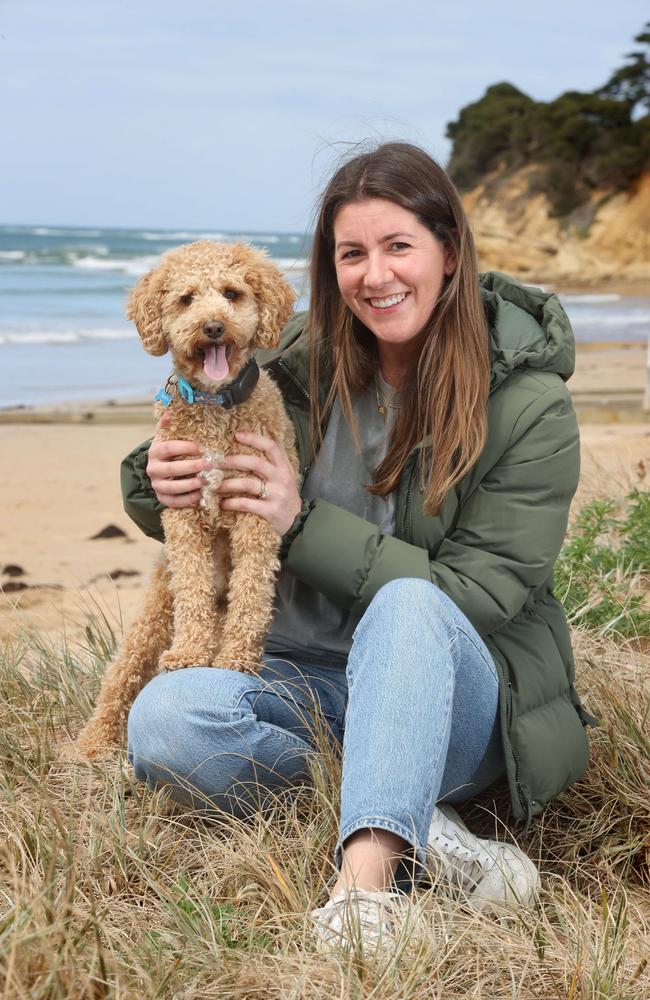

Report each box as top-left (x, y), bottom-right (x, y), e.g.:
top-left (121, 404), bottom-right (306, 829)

top-left (128, 579), bottom-right (503, 888)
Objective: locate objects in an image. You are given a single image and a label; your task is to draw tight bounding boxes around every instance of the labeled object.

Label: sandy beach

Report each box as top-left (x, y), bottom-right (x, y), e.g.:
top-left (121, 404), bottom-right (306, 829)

top-left (1, 342), bottom-right (648, 643)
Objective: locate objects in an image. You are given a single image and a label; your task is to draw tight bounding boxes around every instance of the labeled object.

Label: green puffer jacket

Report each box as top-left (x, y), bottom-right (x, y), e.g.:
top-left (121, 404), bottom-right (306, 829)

top-left (121, 272), bottom-right (592, 824)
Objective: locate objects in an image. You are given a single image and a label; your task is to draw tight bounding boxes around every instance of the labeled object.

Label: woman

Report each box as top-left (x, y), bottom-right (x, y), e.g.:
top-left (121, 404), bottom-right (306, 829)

top-left (122, 142), bottom-right (592, 949)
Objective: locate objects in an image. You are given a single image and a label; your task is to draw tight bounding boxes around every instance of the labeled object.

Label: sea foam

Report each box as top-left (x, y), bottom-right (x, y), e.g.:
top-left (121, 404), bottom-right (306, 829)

top-left (73, 255), bottom-right (159, 275)
top-left (0, 327), bottom-right (136, 346)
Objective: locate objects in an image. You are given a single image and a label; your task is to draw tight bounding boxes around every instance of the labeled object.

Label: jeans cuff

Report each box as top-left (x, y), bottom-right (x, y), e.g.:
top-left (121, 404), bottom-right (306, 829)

top-left (334, 815), bottom-right (428, 892)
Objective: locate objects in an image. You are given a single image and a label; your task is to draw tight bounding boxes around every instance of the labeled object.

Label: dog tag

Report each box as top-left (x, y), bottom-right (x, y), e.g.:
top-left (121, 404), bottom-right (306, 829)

top-left (154, 388), bottom-right (172, 407)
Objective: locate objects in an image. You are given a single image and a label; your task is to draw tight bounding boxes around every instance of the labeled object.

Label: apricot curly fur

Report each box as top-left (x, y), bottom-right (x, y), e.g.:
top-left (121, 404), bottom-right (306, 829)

top-left (75, 241), bottom-right (298, 759)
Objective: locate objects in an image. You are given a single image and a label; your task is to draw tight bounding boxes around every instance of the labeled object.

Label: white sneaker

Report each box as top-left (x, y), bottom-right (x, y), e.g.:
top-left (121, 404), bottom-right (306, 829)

top-left (310, 888), bottom-right (405, 952)
top-left (426, 804), bottom-right (540, 912)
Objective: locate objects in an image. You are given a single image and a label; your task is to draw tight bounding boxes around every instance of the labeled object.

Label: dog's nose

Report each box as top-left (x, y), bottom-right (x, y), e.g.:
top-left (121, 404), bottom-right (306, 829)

top-left (203, 320), bottom-right (225, 340)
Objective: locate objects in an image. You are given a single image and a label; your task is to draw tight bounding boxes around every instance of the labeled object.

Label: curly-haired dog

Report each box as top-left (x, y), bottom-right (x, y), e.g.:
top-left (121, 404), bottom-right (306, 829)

top-left (76, 241), bottom-right (298, 759)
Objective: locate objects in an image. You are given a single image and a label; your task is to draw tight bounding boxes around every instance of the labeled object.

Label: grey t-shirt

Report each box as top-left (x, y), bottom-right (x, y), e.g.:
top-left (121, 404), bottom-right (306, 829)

top-left (266, 377), bottom-right (398, 667)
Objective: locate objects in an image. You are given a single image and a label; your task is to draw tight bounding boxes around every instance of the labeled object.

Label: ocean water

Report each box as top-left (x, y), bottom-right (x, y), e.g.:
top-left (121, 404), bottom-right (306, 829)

top-left (0, 225), bottom-right (647, 408)
top-left (0, 225), bottom-right (310, 408)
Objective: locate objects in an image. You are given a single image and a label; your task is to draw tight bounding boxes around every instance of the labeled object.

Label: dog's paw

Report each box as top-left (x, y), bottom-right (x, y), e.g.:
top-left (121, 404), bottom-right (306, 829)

top-left (202, 449), bottom-right (225, 469)
top-left (214, 649), bottom-right (263, 675)
top-left (67, 730), bottom-right (122, 762)
top-left (59, 737), bottom-right (86, 763)
top-left (159, 649), bottom-right (197, 672)
top-left (198, 453), bottom-right (225, 510)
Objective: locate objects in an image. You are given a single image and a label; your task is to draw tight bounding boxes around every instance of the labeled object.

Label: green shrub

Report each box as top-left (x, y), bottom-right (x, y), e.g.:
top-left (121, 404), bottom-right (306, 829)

top-left (555, 490), bottom-right (650, 638)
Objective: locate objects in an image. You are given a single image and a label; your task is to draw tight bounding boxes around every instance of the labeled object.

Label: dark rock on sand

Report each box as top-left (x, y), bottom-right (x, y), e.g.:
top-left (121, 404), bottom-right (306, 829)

top-left (3, 564), bottom-right (26, 577)
top-left (88, 568), bottom-right (141, 583)
top-left (109, 568), bottom-right (140, 580)
top-left (1, 581), bottom-right (65, 593)
top-left (90, 524), bottom-right (128, 540)
top-left (1, 580), bottom-right (29, 593)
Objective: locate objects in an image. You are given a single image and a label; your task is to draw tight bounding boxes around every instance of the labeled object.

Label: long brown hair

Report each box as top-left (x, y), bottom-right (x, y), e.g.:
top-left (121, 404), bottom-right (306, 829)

top-left (308, 141), bottom-right (490, 516)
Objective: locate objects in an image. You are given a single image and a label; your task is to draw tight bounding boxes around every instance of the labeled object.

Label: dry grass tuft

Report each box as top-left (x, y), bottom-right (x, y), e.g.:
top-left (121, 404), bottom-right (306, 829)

top-left (1, 471), bottom-right (649, 997)
top-left (0, 612), bottom-right (648, 998)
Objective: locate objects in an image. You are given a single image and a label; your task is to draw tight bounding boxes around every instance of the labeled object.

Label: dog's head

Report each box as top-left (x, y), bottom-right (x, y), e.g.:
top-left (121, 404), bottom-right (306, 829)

top-left (126, 241), bottom-right (295, 388)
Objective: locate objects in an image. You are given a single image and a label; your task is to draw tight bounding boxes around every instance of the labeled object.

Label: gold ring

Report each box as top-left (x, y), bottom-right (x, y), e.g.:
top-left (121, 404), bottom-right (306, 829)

top-left (257, 479), bottom-right (268, 499)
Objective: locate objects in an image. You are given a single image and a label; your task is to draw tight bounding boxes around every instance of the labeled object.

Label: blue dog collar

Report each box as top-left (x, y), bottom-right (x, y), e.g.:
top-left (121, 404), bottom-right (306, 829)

top-left (154, 358), bottom-right (260, 410)
top-left (177, 377), bottom-right (196, 404)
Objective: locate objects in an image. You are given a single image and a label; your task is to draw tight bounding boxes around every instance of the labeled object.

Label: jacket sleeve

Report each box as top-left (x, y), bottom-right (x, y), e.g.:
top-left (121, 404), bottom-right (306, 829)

top-left (120, 438), bottom-right (165, 542)
top-left (284, 384), bottom-right (580, 637)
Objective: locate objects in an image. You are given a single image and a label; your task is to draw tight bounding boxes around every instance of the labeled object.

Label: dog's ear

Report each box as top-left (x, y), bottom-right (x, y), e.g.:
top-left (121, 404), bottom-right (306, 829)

top-left (126, 267), bottom-right (168, 356)
top-left (244, 257), bottom-right (295, 350)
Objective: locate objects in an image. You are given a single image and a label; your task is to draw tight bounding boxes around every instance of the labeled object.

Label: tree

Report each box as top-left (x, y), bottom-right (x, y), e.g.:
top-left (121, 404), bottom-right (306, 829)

top-left (446, 83), bottom-right (535, 189)
top-left (599, 22), bottom-right (650, 113)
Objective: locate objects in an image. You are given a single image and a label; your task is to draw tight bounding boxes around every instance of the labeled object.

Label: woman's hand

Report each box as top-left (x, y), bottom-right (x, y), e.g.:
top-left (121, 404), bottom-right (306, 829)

top-left (146, 412), bottom-right (212, 508)
top-left (217, 431), bottom-right (302, 536)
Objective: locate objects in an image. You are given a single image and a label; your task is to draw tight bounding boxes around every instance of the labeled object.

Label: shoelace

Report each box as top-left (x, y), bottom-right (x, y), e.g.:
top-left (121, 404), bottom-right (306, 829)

top-left (429, 823), bottom-right (496, 890)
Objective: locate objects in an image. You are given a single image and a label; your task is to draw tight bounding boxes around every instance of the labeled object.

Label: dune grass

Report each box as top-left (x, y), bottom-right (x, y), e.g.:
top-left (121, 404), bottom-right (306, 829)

top-left (555, 489), bottom-right (650, 640)
top-left (0, 497), bottom-right (648, 997)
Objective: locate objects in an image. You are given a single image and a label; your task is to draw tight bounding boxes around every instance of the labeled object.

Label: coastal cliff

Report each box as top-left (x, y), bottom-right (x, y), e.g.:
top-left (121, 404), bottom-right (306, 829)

top-left (463, 167), bottom-right (650, 284)
top-left (448, 22), bottom-right (650, 286)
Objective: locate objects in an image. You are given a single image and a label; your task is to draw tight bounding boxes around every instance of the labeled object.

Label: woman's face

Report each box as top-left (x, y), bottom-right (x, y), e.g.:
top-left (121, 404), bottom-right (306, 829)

top-left (333, 198), bottom-right (455, 359)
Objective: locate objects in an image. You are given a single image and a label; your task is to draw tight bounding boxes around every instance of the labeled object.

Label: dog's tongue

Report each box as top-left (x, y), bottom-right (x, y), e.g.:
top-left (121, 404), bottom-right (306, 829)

top-left (203, 344), bottom-right (229, 382)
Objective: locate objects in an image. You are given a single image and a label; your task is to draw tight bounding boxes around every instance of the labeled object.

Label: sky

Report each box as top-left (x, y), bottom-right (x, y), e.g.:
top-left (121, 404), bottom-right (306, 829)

top-left (1, 0), bottom-right (648, 232)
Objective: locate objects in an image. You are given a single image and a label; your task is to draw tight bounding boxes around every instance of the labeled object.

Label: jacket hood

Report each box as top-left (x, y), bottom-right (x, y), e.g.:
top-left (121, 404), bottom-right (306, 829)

top-left (260, 271), bottom-right (575, 397)
top-left (481, 272), bottom-right (575, 392)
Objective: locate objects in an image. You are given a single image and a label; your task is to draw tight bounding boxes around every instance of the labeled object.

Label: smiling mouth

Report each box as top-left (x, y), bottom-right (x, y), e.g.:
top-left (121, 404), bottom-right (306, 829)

top-left (368, 292), bottom-right (409, 309)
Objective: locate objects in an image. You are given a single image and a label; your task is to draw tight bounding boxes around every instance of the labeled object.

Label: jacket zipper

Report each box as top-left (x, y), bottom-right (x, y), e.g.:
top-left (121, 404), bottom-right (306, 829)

top-left (276, 359), bottom-right (310, 405)
top-left (504, 678), bottom-right (531, 825)
top-left (275, 359), bottom-right (312, 476)
top-left (400, 460), bottom-right (416, 543)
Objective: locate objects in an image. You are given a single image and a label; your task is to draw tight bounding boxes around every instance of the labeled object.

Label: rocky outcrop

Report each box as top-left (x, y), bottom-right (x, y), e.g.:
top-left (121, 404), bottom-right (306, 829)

top-left (463, 167), bottom-right (650, 284)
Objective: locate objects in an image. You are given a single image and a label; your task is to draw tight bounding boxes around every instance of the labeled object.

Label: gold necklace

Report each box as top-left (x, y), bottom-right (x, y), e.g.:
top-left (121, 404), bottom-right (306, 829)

top-left (374, 373), bottom-right (398, 421)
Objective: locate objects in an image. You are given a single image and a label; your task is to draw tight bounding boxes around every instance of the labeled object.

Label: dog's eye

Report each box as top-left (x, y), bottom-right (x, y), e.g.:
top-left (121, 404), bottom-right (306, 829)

top-left (223, 289), bottom-right (240, 301)
top-left (180, 293), bottom-right (194, 306)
